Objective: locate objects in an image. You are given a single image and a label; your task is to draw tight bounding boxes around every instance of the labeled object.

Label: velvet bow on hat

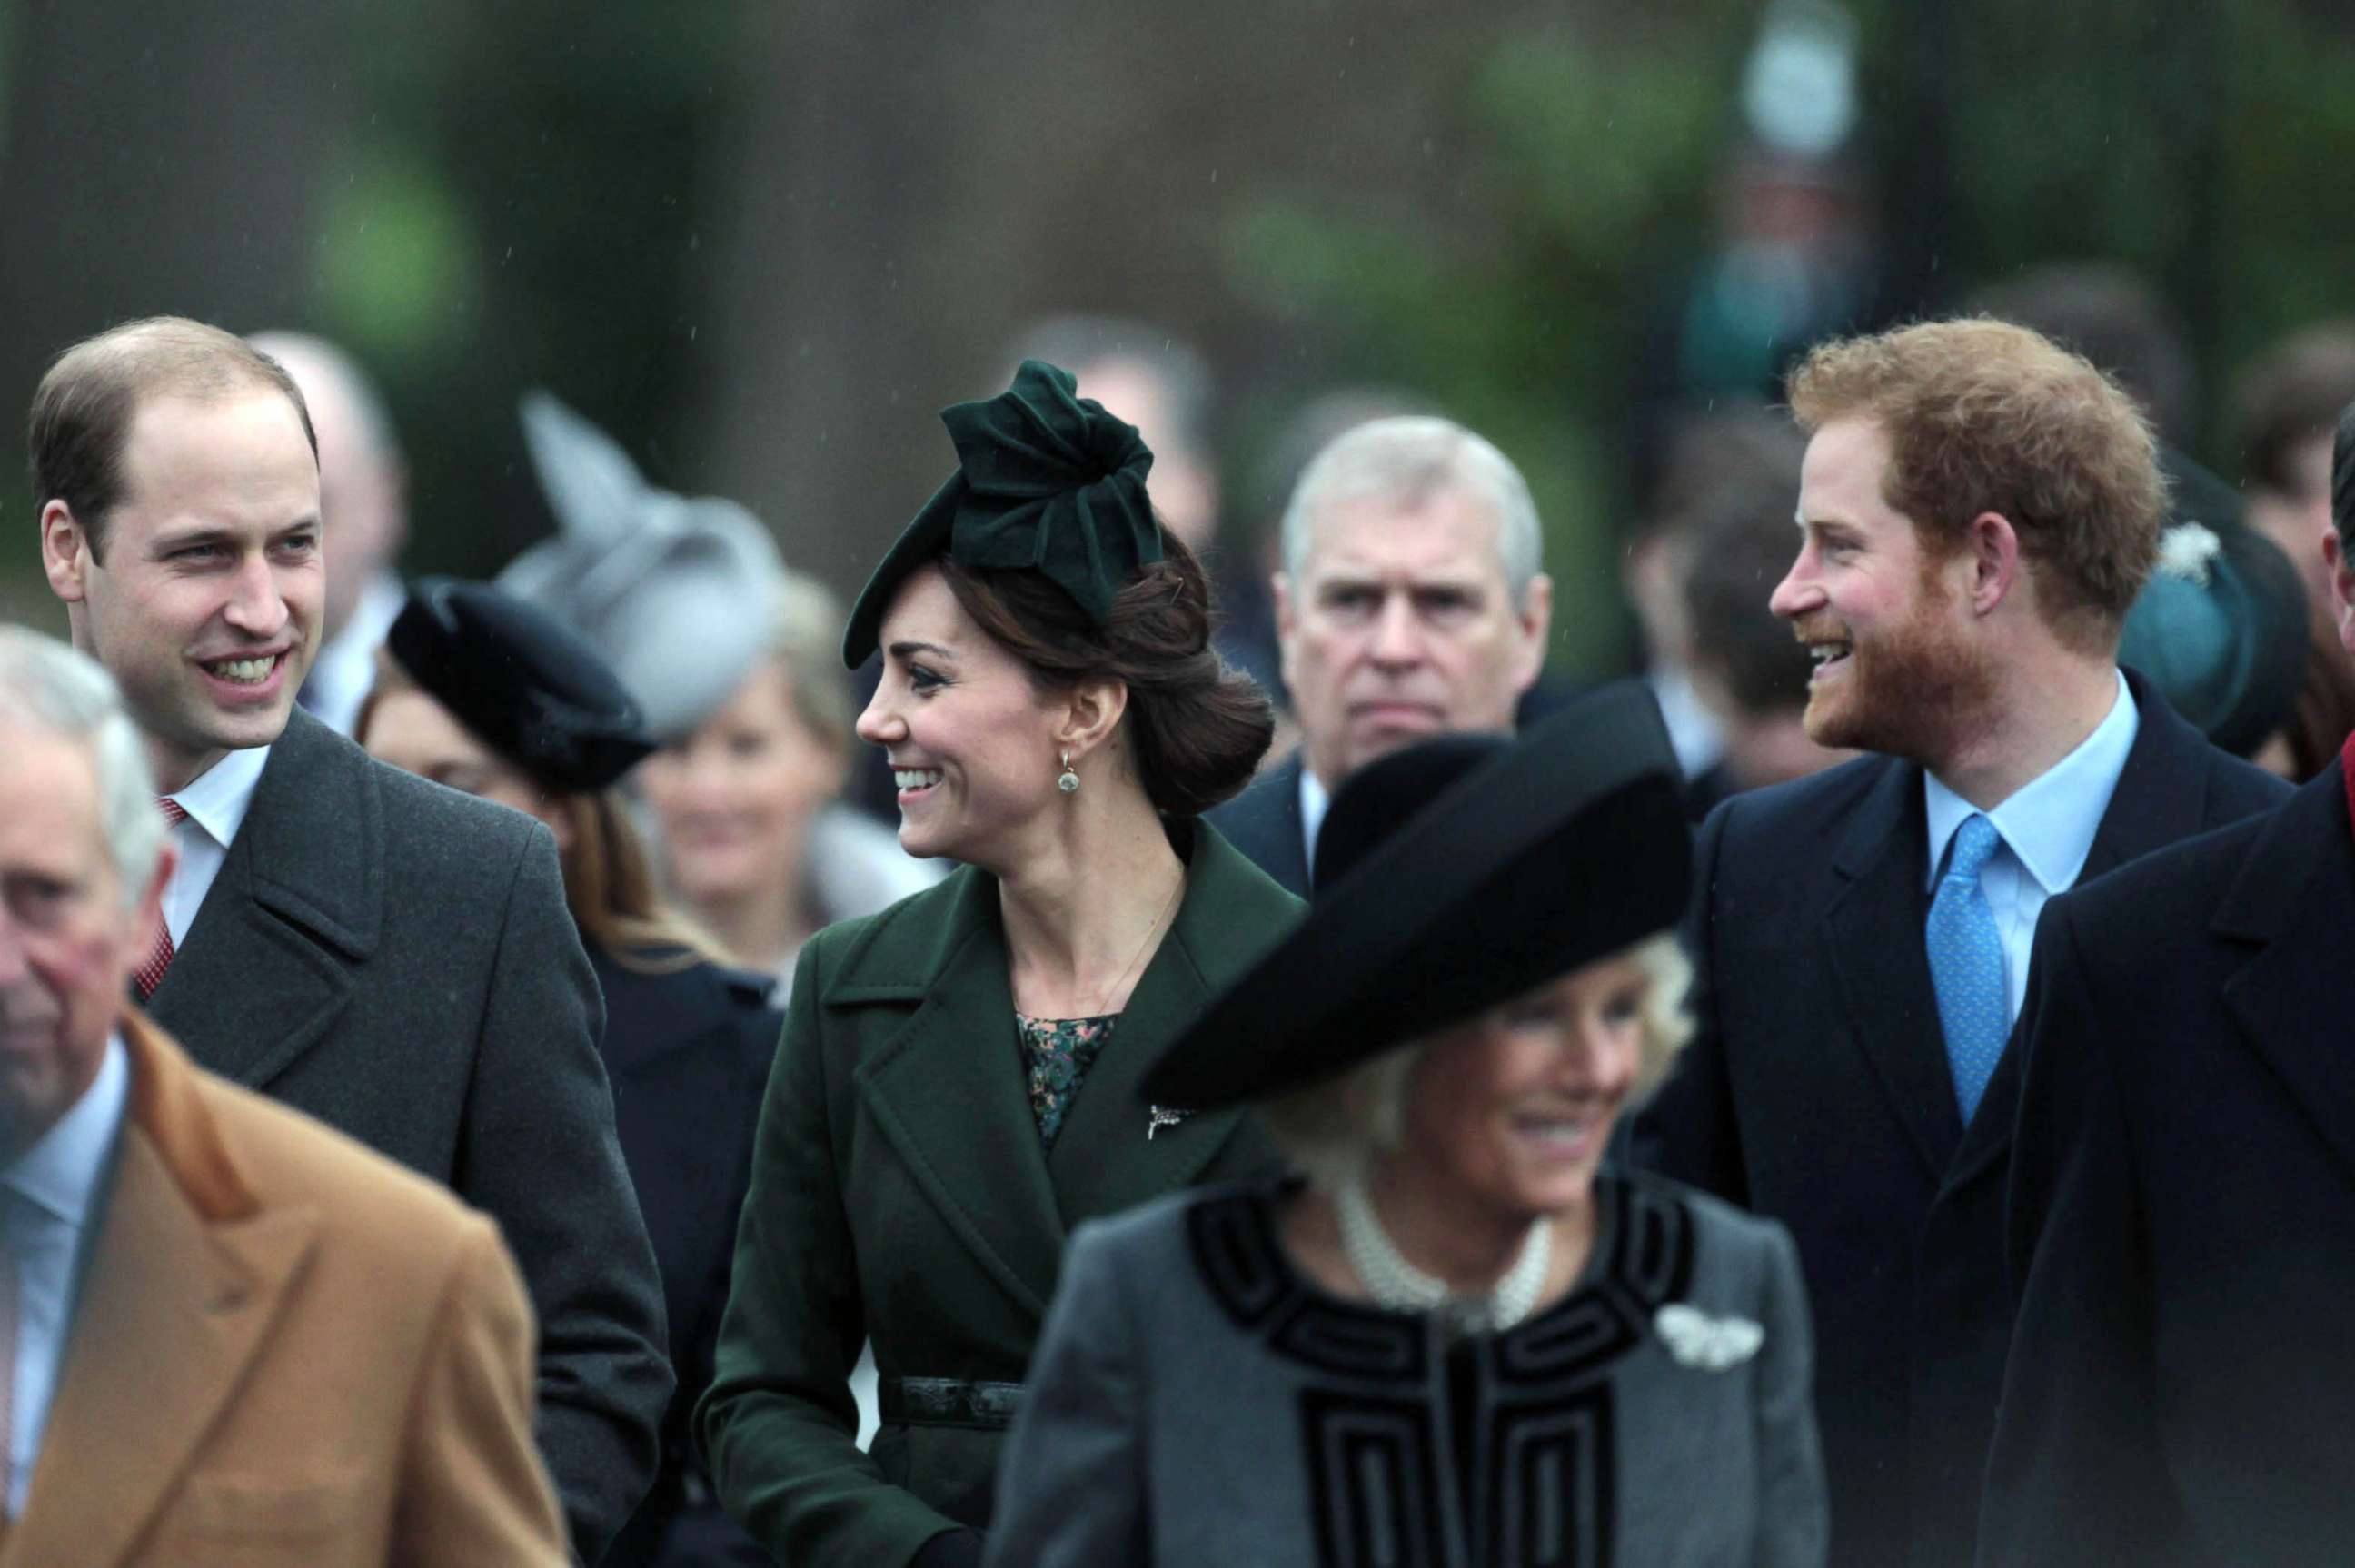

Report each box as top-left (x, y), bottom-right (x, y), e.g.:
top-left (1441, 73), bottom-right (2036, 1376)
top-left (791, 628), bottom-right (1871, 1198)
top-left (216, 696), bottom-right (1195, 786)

top-left (840, 360), bottom-right (1161, 667)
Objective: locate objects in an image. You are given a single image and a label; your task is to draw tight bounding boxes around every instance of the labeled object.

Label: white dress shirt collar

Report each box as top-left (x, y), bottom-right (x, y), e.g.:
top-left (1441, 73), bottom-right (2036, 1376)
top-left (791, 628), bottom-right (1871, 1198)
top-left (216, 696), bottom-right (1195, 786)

top-left (2, 1032), bottom-right (130, 1516)
top-left (166, 742), bottom-right (269, 854)
top-left (1647, 666), bottom-right (1726, 779)
top-left (1297, 764), bottom-right (1331, 884)
top-left (5, 1032), bottom-right (128, 1231)
top-left (157, 742), bottom-right (271, 948)
top-left (301, 572), bottom-right (405, 739)
top-left (1923, 669), bottom-right (2140, 894)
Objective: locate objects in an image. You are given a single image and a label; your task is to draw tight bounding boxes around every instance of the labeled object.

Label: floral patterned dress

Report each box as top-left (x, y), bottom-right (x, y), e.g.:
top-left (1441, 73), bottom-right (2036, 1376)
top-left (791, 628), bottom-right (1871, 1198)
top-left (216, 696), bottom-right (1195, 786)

top-left (1016, 1013), bottom-right (1118, 1147)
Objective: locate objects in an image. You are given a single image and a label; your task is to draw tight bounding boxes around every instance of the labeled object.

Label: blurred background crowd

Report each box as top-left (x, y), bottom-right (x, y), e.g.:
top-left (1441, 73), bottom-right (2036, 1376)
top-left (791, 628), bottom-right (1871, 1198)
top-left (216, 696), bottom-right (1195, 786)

top-left (5, 0), bottom-right (2355, 755)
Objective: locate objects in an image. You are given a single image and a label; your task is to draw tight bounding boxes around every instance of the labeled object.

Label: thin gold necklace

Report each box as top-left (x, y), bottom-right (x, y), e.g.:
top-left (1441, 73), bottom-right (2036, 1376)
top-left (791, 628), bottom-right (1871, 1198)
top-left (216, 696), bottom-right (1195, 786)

top-left (1078, 868), bottom-right (1185, 1017)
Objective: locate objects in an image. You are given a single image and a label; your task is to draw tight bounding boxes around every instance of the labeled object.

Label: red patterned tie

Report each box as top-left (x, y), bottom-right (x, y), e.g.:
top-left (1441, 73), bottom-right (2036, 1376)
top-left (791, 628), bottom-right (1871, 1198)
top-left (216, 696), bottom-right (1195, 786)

top-left (133, 797), bottom-right (187, 999)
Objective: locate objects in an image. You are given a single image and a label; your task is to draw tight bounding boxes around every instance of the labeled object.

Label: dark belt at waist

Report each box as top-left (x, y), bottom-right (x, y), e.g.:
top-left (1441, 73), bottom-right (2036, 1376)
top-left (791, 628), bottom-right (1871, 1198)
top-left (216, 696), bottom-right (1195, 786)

top-left (879, 1376), bottom-right (1026, 1431)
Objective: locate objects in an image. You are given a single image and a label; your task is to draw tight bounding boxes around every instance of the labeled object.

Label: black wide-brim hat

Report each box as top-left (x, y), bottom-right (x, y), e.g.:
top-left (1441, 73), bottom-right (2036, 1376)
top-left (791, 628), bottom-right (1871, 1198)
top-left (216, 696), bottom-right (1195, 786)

top-left (1141, 681), bottom-right (1692, 1111)
top-left (385, 577), bottom-right (657, 793)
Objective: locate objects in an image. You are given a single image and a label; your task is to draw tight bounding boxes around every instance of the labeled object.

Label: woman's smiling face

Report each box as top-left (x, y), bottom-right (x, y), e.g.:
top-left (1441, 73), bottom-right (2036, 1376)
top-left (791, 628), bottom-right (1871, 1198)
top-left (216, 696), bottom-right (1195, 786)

top-left (1394, 948), bottom-right (1654, 1224)
top-left (854, 564), bottom-right (1070, 867)
top-left (637, 658), bottom-right (843, 908)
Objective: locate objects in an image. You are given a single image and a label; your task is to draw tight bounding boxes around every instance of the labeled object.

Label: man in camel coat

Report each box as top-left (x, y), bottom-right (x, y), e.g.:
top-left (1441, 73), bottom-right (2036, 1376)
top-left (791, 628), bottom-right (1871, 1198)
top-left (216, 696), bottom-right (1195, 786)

top-left (0, 624), bottom-right (568, 1566)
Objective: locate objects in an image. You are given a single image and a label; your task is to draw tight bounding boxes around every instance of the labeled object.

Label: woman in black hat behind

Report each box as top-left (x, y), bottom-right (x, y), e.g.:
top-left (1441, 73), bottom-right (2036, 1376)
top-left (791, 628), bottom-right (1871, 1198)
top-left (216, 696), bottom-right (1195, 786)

top-left (360, 578), bottom-right (778, 1568)
top-left (696, 362), bottom-right (1300, 1568)
top-left (984, 685), bottom-right (1827, 1568)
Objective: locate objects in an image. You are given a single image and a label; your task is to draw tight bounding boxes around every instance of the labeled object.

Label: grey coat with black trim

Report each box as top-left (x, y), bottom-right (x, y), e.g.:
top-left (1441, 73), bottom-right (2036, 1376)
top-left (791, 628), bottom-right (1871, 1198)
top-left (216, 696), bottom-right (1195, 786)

top-left (985, 1169), bottom-right (1826, 1568)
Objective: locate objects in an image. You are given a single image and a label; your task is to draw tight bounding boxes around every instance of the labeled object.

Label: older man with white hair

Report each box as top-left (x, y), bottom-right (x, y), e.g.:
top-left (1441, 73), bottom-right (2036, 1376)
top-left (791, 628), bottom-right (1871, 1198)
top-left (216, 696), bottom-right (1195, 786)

top-left (1206, 415), bottom-right (1555, 895)
top-left (0, 626), bottom-right (567, 1565)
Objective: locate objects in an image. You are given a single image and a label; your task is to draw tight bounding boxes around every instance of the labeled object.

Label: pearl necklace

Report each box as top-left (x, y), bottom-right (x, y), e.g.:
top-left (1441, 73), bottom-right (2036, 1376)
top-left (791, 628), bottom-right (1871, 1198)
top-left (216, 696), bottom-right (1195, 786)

top-left (1335, 1176), bottom-right (1553, 1335)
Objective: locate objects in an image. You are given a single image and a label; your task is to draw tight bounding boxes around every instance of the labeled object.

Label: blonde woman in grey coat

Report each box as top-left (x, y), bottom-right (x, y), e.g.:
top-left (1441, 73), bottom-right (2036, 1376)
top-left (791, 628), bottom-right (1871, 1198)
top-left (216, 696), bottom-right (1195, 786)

top-left (987, 687), bottom-right (1827, 1568)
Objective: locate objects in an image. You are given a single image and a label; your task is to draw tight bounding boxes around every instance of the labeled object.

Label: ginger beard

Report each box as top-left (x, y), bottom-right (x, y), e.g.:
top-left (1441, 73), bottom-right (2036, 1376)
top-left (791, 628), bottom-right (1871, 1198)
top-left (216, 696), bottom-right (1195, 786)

top-left (1794, 548), bottom-right (1998, 769)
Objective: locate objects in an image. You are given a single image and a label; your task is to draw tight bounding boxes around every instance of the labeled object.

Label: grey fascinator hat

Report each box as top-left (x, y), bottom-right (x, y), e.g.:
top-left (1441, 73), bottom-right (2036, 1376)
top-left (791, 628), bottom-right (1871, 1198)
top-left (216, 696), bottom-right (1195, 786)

top-left (498, 392), bottom-right (782, 739)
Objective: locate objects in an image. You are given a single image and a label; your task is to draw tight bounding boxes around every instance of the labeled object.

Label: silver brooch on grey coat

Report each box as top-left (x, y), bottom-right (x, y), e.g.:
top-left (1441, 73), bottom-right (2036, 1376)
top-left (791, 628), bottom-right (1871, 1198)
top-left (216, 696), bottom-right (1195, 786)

top-left (1654, 1304), bottom-right (1764, 1370)
top-left (1147, 1105), bottom-right (1190, 1139)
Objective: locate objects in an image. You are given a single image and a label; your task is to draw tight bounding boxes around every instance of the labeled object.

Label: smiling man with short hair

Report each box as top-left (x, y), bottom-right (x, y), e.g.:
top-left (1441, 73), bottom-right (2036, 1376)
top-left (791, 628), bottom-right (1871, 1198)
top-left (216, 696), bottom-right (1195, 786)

top-left (1633, 318), bottom-right (2289, 1568)
top-left (35, 326), bottom-right (323, 789)
top-left (29, 315), bottom-right (670, 1563)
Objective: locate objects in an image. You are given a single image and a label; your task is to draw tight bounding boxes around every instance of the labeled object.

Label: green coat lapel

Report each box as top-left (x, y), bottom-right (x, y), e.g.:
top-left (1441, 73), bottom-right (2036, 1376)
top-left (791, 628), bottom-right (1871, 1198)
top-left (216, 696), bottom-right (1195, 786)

top-left (828, 822), bottom-right (1300, 1325)
top-left (840, 869), bottom-right (1067, 1321)
top-left (1045, 822), bottom-right (1301, 1222)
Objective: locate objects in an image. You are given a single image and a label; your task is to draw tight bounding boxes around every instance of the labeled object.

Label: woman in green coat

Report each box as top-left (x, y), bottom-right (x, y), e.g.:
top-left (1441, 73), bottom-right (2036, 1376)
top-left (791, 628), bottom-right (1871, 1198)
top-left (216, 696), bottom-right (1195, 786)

top-left (699, 361), bottom-right (1303, 1568)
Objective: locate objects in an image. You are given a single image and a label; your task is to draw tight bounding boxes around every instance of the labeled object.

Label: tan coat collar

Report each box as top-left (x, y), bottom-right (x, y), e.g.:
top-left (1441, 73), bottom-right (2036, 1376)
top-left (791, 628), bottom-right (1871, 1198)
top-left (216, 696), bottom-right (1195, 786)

top-left (1, 1015), bottom-right (314, 1568)
top-left (115, 1010), bottom-right (260, 1221)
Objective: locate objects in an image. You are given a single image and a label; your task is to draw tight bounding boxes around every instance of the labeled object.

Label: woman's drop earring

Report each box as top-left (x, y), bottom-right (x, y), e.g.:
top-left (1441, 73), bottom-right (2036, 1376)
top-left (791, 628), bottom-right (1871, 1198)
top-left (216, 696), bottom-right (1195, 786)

top-left (1058, 749), bottom-right (1080, 795)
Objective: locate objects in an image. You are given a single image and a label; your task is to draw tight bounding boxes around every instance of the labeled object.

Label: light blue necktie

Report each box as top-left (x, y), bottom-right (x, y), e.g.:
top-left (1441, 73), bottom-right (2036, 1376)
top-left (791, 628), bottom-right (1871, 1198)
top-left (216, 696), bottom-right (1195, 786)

top-left (1926, 813), bottom-right (2008, 1125)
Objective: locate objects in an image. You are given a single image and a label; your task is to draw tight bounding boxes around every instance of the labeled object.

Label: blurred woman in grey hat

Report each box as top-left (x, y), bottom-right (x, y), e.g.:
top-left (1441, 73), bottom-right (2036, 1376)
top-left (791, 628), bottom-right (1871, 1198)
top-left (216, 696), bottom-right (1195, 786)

top-left (697, 362), bottom-right (1302, 1568)
top-left (498, 391), bottom-right (941, 1004)
top-left (985, 688), bottom-right (1826, 1568)
top-left (635, 565), bottom-right (940, 1003)
top-left (360, 578), bottom-right (780, 1568)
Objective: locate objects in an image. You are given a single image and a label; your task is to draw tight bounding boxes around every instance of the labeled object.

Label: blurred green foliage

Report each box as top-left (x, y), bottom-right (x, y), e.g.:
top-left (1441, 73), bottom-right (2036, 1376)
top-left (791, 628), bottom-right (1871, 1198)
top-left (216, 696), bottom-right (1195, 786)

top-left (1211, 0), bottom-right (2355, 673)
top-left (308, 0), bottom-right (748, 575)
top-left (10, 0), bottom-right (2355, 676)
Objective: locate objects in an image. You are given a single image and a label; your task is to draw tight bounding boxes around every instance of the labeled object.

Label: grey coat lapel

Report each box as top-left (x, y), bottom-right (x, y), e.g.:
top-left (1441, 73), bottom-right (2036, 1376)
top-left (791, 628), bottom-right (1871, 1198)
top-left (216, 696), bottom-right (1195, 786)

top-left (148, 711), bottom-right (382, 1089)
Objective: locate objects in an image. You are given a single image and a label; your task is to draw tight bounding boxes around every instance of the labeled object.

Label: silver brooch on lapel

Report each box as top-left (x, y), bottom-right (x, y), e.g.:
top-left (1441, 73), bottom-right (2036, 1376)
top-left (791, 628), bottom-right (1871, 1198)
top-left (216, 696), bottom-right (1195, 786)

top-left (1654, 1304), bottom-right (1764, 1371)
top-left (1147, 1105), bottom-right (1191, 1140)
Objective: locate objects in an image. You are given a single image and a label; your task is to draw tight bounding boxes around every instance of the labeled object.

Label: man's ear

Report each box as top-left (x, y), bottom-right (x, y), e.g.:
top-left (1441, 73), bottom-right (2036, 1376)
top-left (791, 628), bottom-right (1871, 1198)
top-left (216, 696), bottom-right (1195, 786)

top-left (40, 500), bottom-right (94, 604)
top-left (1273, 572), bottom-right (1300, 693)
top-left (2326, 531), bottom-right (2355, 659)
top-left (1966, 511), bottom-right (2022, 615)
top-left (1056, 677), bottom-right (1132, 766)
top-left (1512, 573), bottom-right (1555, 696)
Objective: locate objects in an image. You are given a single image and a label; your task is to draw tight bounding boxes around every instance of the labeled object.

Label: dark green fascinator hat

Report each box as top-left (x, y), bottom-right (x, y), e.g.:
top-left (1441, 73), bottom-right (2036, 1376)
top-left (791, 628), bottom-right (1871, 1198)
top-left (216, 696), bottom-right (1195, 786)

top-left (840, 360), bottom-right (1162, 668)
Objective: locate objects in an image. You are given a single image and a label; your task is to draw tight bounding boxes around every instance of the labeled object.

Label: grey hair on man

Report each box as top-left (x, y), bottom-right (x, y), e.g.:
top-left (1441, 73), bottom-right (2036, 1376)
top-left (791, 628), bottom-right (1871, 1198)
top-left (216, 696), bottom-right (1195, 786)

top-left (1279, 416), bottom-right (1545, 603)
top-left (0, 626), bottom-right (166, 905)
